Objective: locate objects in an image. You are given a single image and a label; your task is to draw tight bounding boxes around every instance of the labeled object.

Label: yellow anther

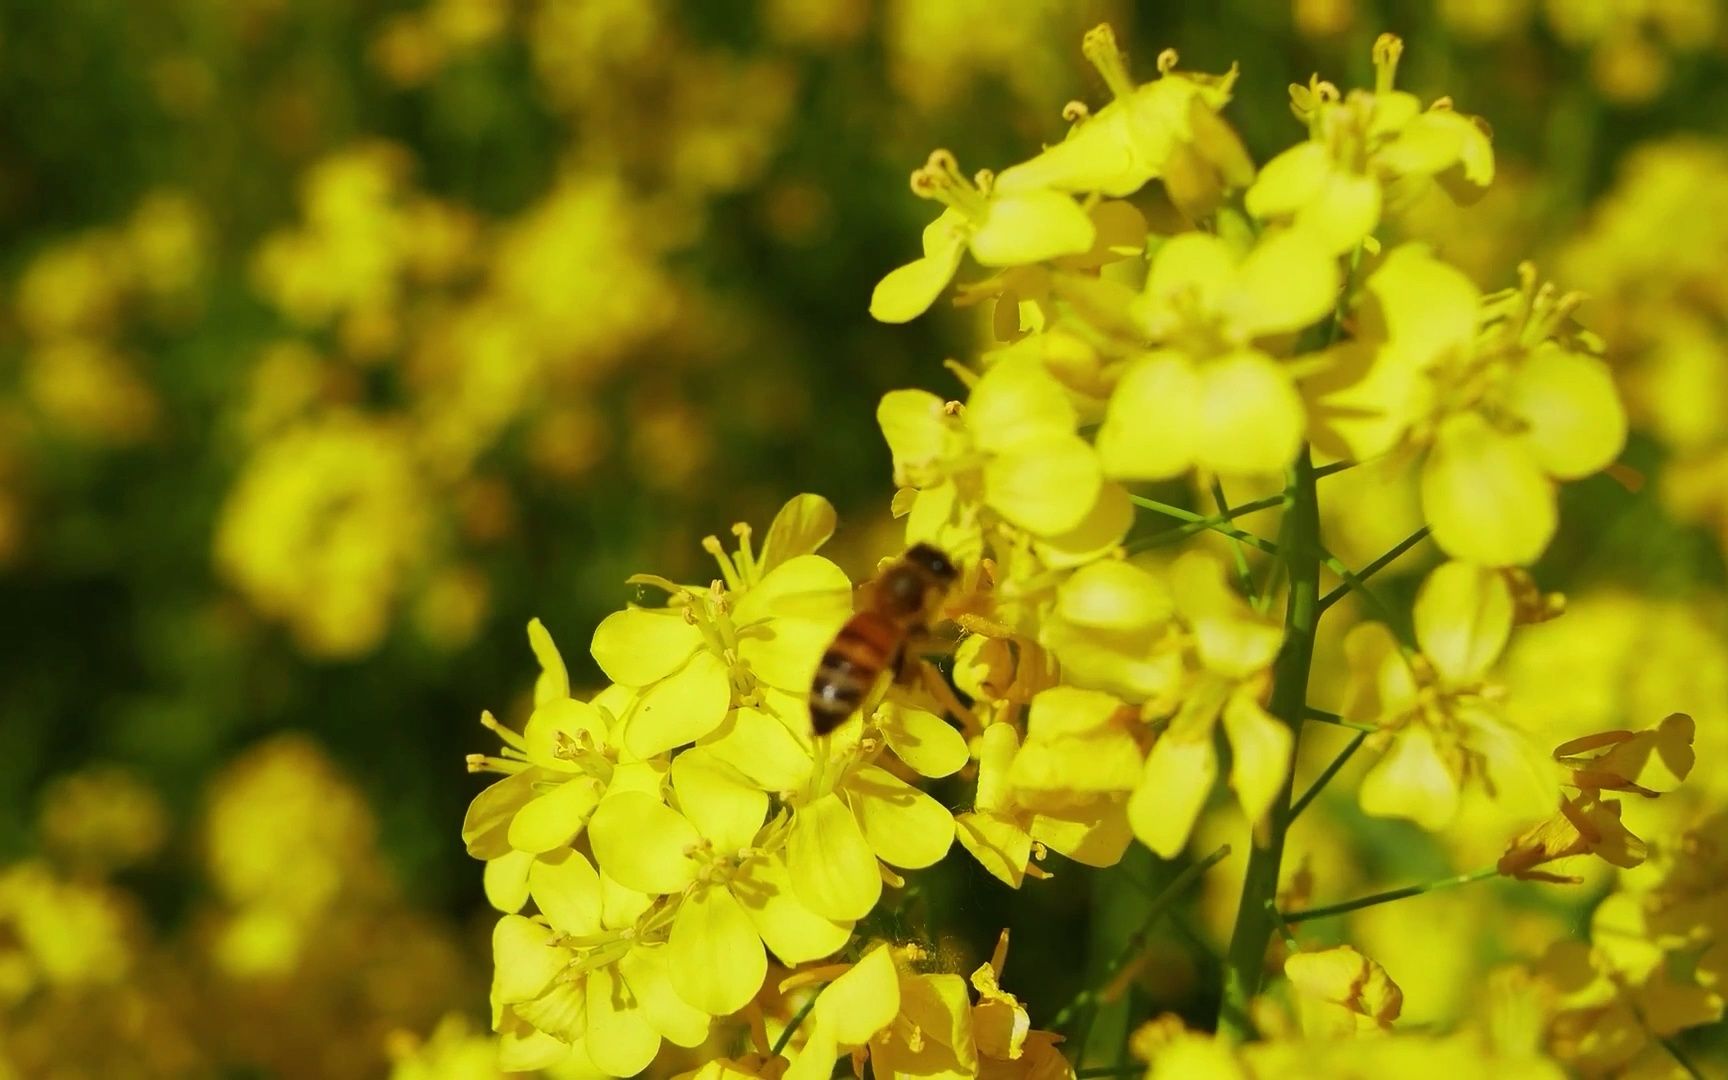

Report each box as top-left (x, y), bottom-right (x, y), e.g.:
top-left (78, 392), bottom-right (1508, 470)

top-left (1082, 24), bottom-right (1137, 100)
top-left (1156, 48), bottom-right (1180, 75)
top-left (1372, 33), bottom-right (1404, 94)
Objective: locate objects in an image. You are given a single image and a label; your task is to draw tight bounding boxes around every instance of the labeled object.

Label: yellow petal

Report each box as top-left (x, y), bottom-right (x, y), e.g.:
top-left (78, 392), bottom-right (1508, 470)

top-left (1360, 244), bottom-right (1478, 363)
top-left (758, 494), bottom-right (838, 574)
top-left (1032, 804), bottom-right (1134, 868)
top-left (878, 389), bottom-right (957, 475)
top-left (1032, 480), bottom-right (1134, 569)
top-left (1413, 560), bottom-right (1513, 685)
top-left (1301, 341), bottom-right (1419, 461)
top-left (870, 213), bottom-right (967, 323)
top-left (733, 849), bottom-right (853, 964)
top-left (1295, 172), bottom-right (1382, 256)
top-left (491, 915), bottom-right (566, 1004)
top-left (1245, 142), bottom-right (1331, 219)
top-left (1228, 230), bottom-right (1339, 337)
top-left (702, 705), bottom-right (816, 791)
top-left (1192, 351), bottom-right (1305, 476)
top-left (1506, 344), bottom-right (1626, 481)
top-left (586, 963), bottom-right (663, 1077)
top-left (508, 774), bottom-right (606, 854)
top-left (667, 883), bottom-right (767, 1016)
top-left (1144, 232), bottom-right (1237, 317)
top-left (1056, 558), bottom-right (1174, 632)
top-left (1129, 736), bottom-right (1217, 858)
top-left (956, 811), bottom-right (1032, 889)
top-left (1421, 413), bottom-right (1555, 566)
top-left (1171, 551), bottom-right (1283, 677)
top-left (1221, 693), bottom-right (1293, 826)
top-left (1341, 622), bottom-right (1417, 727)
top-left (527, 847), bottom-right (605, 935)
top-left (818, 944), bottom-right (903, 1044)
top-left (994, 107), bottom-right (1143, 197)
top-left (847, 765), bottom-right (955, 869)
top-left (879, 705), bottom-right (969, 778)
top-left (733, 554), bottom-right (853, 628)
top-left (974, 722), bottom-right (1020, 815)
top-left (965, 353), bottom-right (1078, 454)
top-left (484, 849), bottom-right (534, 913)
top-left (969, 191), bottom-right (1096, 267)
top-left (1097, 352), bottom-right (1200, 479)
top-left (672, 749), bottom-right (767, 852)
top-left (591, 607), bottom-right (704, 687)
top-left (588, 791), bottom-right (701, 895)
top-left (619, 945), bottom-right (712, 1048)
top-left (464, 767), bottom-right (543, 858)
top-left (624, 649), bottom-right (733, 759)
top-left (983, 432), bottom-right (1102, 535)
top-left (524, 697), bottom-right (609, 769)
top-left (528, 617), bottom-right (570, 706)
top-left (788, 792), bottom-right (882, 920)
top-left (1359, 728), bottom-right (1460, 830)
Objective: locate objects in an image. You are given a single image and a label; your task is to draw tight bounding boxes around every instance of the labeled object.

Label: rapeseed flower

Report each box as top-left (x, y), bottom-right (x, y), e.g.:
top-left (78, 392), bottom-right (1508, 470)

top-left (993, 24), bottom-right (1251, 215)
top-left (1247, 34), bottom-right (1494, 254)
top-left (870, 151), bottom-right (1094, 324)
top-left (1096, 228), bottom-right (1338, 480)
top-left (1307, 248), bottom-right (1625, 565)
top-left (1342, 561), bottom-right (1549, 829)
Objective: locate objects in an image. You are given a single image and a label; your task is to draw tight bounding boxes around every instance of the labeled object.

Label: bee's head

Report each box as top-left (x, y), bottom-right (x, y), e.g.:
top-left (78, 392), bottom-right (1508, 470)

top-left (904, 543), bottom-right (958, 587)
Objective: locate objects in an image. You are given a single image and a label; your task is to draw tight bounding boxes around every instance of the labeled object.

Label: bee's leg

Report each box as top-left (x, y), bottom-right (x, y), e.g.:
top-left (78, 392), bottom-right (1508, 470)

top-left (909, 653), bottom-right (982, 737)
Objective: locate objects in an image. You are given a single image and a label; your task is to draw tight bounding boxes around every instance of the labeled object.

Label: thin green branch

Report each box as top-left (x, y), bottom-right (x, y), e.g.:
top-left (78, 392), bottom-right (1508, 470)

top-left (771, 991), bottom-right (820, 1054)
top-left (1128, 495), bottom-right (1282, 556)
top-left (1281, 866), bottom-right (1500, 923)
top-left (1211, 478), bottom-right (1258, 601)
top-left (1053, 845), bottom-right (1233, 1033)
top-left (1075, 1067), bottom-right (1144, 1079)
top-left (1288, 729), bottom-right (1369, 821)
top-left (1659, 1037), bottom-right (1706, 1080)
top-left (1312, 460), bottom-right (1357, 480)
top-left (1318, 526), bottom-right (1432, 613)
top-left (1302, 707), bottom-right (1377, 734)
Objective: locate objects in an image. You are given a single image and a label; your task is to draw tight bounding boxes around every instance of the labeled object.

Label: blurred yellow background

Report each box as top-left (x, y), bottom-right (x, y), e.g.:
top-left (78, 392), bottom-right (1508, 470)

top-left (2, 0), bottom-right (1726, 1076)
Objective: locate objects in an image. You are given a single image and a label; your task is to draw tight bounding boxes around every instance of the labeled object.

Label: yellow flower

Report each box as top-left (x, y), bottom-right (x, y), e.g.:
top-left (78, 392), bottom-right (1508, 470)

top-left (589, 494), bottom-right (853, 759)
top-left (586, 751), bottom-right (851, 1017)
top-left (1096, 229), bottom-right (1338, 480)
top-left (1343, 561), bottom-right (1550, 830)
top-left (1130, 554), bottom-right (1290, 857)
top-left (955, 696), bottom-right (1136, 889)
top-left (1246, 34), bottom-right (1494, 254)
top-left (881, 352), bottom-right (1110, 558)
top-left (488, 851), bottom-right (709, 1076)
top-left (1307, 248), bottom-right (1626, 565)
top-left (1499, 714), bottom-right (1694, 884)
top-left (870, 150), bottom-right (1094, 323)
top-left (783, 944), bottom-right (902, 1080)
top-left (1284, 945), bottom-right (1404, 1035)
top-left (214, 411), bottom-right (431, 657)
top-left (993, 24), bottom-right (1251, 215)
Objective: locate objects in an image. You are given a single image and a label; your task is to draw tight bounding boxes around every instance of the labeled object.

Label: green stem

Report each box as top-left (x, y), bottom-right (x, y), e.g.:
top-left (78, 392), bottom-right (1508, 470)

top-left (1216, 447), bottom-right (1322, 1042)
top-left (1211, 478), bottom-right (1258, 602)
top-left (1311, 460), bottom-right (1356, 480)
top-left (1075, 1067), bottom-right (1144, 1079)
top-left (1053, 845), bottom-right (1232, 1032)
top-left (1659, 1037), bottom-right (1706, 1080)
top-left (1128, 495), bottom-right (1281, 556)
top-left (1301, 707), bottom-right (1377, 734)
top-left (771, 990), bottom-right (821, 1054)
top-left (1318, 526), bottom-right (1431, 612)
top-left (1281, 866), bottom-right (1500, 923)
top-left (1288, 729), bottom-right (1368, 822)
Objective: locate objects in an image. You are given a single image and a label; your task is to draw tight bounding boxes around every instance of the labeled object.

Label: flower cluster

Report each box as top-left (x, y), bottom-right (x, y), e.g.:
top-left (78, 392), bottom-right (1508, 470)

top-left (462, 22), bottom-right (1718, 1078)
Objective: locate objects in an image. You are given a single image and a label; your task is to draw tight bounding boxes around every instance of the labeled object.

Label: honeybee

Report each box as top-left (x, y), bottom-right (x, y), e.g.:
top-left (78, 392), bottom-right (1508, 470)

top-left (809, 543), bottom-right (959, 735)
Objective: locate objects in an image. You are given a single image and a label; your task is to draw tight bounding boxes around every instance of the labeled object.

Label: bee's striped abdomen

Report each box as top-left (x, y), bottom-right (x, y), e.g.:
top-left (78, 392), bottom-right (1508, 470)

top-left (809, 611), bottom-right (903, 734)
